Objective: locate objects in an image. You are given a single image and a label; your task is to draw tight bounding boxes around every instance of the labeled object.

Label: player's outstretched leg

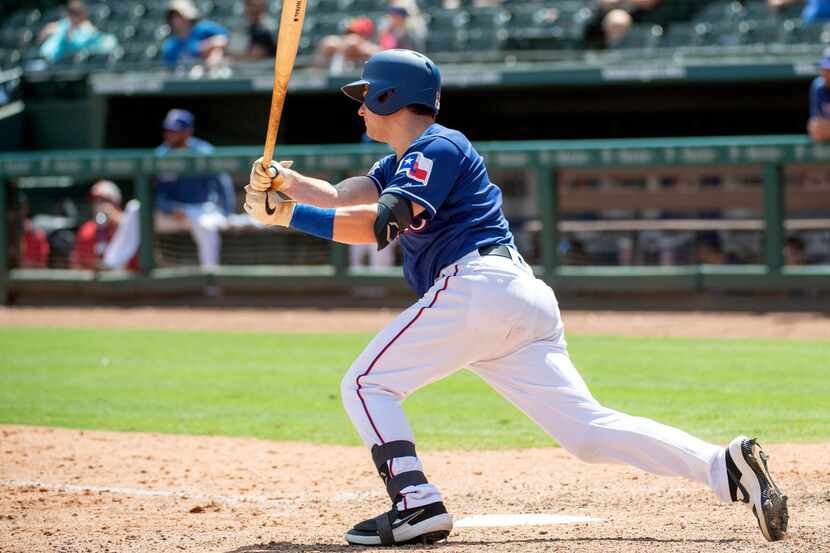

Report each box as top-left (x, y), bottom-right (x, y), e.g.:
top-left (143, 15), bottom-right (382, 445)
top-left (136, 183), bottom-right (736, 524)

top-left (726, 436), bottom-right (789, 541)
top-left (472, 343), bottom-right (789, 541)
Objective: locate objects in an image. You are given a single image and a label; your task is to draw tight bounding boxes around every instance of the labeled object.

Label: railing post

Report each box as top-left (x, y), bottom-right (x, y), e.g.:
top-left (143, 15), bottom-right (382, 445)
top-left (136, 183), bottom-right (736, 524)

top-left (0, 178), bottom-right (8, 305)
top-left (135, 175), bottom-right (155, 274)
top-left (762, 164), bottom-right (785, 272)
top-left (536, 165), bottom-right (559, 280)
top-left (332, 242), bottom-right (348, 277)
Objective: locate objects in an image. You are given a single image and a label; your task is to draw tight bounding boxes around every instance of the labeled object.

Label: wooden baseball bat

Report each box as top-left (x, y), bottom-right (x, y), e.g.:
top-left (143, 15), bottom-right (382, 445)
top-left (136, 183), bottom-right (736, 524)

top-left (262, 0), bottom-right (308, 179)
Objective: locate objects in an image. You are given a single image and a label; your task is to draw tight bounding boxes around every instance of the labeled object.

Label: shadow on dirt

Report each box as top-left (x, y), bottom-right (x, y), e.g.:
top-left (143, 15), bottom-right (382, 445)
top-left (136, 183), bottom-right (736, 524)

top-left (226, 536), bottom-right (741, 552)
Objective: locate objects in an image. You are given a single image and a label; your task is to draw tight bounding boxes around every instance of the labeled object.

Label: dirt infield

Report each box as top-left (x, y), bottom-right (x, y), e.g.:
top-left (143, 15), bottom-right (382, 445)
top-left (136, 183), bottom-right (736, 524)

top-left (2, 308), bottom-right (829, 552)
top-left (2, 306), bottom-right (830, 339)
top-left (2, 426), bottom-right (828, 553)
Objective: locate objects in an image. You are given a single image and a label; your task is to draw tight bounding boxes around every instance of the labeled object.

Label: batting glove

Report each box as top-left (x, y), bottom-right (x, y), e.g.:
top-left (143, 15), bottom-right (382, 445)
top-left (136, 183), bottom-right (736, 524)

top-left (243, 184), bottom-right (296, 227)
top-left (249, 157), bottom-right (294, 192)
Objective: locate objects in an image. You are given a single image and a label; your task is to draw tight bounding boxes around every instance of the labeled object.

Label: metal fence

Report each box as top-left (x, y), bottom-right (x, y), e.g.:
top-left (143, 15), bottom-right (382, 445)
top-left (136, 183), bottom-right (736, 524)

top-left (2, 134), bottom-right (830, 303)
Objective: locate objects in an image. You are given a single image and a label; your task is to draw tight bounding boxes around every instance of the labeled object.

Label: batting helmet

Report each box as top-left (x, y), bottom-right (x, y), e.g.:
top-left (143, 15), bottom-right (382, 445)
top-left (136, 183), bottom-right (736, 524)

top-left (341, 49), bottom-right (441, 116)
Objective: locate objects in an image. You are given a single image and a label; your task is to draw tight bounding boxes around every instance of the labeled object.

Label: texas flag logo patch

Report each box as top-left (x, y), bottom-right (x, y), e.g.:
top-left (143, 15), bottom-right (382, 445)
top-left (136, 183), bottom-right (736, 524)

top-left (397, 152), bottom-right (434, 186)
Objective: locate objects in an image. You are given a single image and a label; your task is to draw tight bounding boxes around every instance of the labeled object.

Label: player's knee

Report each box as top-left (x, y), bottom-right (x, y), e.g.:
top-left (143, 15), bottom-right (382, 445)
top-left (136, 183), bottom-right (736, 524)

top-left (340, 367), bottom-right (362, 405)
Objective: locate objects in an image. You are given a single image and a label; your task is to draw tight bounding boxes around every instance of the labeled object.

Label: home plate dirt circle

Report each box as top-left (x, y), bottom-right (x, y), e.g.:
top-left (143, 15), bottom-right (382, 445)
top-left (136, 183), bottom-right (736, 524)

top-left (455, 514), bottom-right (604, 527)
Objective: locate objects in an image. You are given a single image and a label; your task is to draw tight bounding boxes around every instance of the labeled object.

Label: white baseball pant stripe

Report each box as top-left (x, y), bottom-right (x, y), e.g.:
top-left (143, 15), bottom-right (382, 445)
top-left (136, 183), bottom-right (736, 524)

top-left (340, 250), bottom-right (731, 511)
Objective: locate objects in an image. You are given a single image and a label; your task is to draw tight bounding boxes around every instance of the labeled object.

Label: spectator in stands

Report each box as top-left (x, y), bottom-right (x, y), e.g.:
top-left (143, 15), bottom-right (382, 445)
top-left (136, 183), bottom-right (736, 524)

top-left (17, 193), bottom-right (50, 268)
top-left (314, 16), bottom-right (379, 73)
top-left (102, 110), bottom-right (235, 270)
top-left (784, 236), bottom-right (809, 265)
top-left (769, 0), bottom-right (830, 21)
top-left (162, 0), bottom-right (228, 68)
top-left (586, 0), bottom-right (705, 48)
top-left (38, 1), bottom-right (117, 63)
top-left (70, 180), bottom-right (138, 271)
top-left (378, 2), bottom-right (426, 52)
top-left (694, 231), bottom-right (737, 265)
top-left (240, 0), bottom-right (276, 60)
top-left (808, 49), bottom-right (830, 141)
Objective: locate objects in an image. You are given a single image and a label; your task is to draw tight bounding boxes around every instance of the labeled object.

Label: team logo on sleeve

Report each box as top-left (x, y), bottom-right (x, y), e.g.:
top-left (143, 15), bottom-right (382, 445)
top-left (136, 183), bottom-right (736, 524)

top-left (396, 152), bottom-right (433, 186)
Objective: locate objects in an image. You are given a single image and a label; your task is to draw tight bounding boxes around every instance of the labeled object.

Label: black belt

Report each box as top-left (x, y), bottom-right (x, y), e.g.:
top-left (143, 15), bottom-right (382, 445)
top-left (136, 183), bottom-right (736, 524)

top-left (478, 244), bottom-right (512, 259)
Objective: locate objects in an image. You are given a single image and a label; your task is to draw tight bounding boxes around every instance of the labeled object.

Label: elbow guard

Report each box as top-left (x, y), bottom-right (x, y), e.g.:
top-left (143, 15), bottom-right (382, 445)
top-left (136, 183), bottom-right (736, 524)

top-left (374, 193), bottom-right (413, 250)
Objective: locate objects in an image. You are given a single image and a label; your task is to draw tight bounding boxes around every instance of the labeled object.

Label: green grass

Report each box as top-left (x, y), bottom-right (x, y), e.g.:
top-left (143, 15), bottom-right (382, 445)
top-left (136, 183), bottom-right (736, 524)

top-left (0, 326), bottom-right (827, 449)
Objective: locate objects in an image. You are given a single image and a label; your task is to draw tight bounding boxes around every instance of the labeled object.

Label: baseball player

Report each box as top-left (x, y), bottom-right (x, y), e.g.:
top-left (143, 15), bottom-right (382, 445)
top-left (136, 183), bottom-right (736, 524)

top-left (245, 50), bottom-right (788, 546)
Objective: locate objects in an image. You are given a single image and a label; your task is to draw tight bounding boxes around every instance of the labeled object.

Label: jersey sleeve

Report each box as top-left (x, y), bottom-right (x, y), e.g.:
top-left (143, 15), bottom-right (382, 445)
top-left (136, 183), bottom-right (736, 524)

top-left (366, 154), bottom-right (395, 195)
top-left (810, 78), bottom-right (822, 118)
top-left (195, 20), bottom-right (228, 40)
top-left (382, 139), bottom-right (462, 218)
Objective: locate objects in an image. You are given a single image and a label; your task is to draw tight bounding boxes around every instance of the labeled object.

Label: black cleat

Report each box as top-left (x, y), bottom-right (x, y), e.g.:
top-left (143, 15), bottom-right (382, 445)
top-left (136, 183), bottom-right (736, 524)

top-left (345, 501), bottom-right (453, 546)
top-left (726, 436), bottom-right (789, 541)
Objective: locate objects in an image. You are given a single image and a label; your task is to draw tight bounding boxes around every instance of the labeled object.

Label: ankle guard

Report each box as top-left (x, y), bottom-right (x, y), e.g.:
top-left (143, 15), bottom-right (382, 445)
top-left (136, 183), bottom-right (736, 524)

top-left (371, 440), bottom-right (428, 502)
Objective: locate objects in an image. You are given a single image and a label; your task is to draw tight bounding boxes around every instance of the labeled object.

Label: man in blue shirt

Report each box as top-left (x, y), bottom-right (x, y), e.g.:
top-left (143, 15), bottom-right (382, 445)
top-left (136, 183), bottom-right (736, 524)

top-left (244, 50), bottom-right (788, 546)
top-left (103, 109), bottom-right (234, 269)
top-left (808, 47), bottom-right (830, 141)
top-left (162, 0), bottom-right (228, 68)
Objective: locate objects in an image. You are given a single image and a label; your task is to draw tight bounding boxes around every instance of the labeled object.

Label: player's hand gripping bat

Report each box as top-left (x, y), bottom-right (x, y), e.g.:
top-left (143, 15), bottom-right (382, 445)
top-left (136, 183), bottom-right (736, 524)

top-left (261, 0), bottom-right (308, 190)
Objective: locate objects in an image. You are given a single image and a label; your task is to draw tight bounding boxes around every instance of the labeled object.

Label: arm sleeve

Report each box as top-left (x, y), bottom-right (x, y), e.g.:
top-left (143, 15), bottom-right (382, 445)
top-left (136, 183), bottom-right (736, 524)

top-left (195, 21), bottom-right (229, 40)
top-left (382, 139), bottom-right (462, 218)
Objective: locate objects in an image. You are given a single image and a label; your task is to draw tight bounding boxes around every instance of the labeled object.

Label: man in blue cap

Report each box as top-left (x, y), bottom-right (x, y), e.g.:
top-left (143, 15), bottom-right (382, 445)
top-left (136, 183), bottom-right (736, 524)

top-left (808, 47), bottom-right (830, 141)
top-left (103, 109), bottom-right (234, 270)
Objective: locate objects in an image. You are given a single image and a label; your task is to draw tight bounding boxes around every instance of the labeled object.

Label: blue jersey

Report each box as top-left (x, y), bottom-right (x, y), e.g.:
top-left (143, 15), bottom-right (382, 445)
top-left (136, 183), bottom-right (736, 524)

top-left (810, 77), bottom-right (830, 118)
top-left (155, 137), bottom-right (235, 215)
top-left (368, 123), bottom-right (514, 296)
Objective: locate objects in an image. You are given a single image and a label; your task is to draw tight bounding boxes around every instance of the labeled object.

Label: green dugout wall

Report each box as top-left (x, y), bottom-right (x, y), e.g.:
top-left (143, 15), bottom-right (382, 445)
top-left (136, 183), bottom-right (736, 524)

top-left (1, 134), bottom-right (829, 304)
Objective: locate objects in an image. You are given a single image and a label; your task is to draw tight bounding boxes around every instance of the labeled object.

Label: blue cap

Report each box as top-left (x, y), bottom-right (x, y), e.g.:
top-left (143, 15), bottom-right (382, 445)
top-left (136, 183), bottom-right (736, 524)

top-left (162, 109), bottom-right (195, 132)
top-left (387, 6), bottom-right (408, 17)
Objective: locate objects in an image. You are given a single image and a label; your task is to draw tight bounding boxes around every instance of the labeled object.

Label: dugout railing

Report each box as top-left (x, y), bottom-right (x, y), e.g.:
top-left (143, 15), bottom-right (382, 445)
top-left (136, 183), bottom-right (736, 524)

top-left (1, 135), bottom-right (830, 303)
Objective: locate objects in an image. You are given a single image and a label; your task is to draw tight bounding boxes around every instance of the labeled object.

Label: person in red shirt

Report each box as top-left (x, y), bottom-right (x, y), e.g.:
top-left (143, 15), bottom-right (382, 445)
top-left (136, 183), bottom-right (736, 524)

top-left (20, 221), bottom-right (50, 268)
top-left (70, 180), bottom-right (137, 270)
top-left (17, 193), bottom-right (50, 268)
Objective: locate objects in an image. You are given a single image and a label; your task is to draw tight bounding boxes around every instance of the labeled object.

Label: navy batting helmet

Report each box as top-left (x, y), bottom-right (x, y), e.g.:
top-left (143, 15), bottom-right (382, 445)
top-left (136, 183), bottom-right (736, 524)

top-left (341, 49), bottom-right (441, 116)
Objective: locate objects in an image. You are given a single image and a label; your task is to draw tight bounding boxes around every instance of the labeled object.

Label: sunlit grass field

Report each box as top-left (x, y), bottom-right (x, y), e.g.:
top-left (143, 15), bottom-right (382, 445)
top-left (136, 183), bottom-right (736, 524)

top-left (1, 326), bottom-right (827, 448)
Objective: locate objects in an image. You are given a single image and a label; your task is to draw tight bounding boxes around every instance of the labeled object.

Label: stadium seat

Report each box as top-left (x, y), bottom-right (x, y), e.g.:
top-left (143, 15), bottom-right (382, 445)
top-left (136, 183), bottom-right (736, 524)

top-left (692, 0), bottom-right (745, 24)
top-left (660, 22), bottom-right (695, 48)
top-left (426, 31), bottom-right (460, 54)
top-left (465, 7), bottom-right (510, 31)
top-left (610, 24), bottom-right (663, 50)
top-left (783, 20), bottom-right (830, 45)
top-left (742, 19), bottom-right (783, 45)
top-left (427, 9), bottom-right (466, 32)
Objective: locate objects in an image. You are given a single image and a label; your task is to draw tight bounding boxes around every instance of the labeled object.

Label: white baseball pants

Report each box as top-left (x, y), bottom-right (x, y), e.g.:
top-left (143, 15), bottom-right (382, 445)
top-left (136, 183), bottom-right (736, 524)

top-left (340, 249), bottom-right (731, 511)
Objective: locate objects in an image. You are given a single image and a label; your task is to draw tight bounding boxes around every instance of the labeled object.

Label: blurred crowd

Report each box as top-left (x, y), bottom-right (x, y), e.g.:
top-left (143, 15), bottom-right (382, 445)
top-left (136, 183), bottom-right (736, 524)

top-left (2, 0), bottom-right (830, 73)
